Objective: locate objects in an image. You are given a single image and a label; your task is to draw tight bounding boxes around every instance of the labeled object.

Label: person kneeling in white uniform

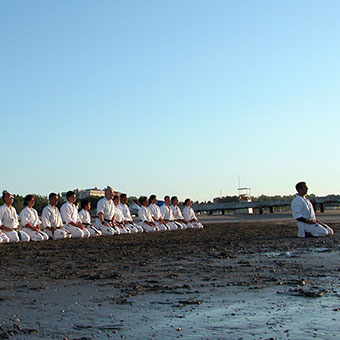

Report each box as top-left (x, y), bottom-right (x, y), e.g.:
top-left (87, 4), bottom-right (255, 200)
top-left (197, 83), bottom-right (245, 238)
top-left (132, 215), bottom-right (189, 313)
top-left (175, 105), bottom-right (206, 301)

top-left (183, 198), bottom-right (204, 229)
top-left (60, 191), bottom-right (90, 239)
top-left (0, 201), bottom-right (10, 243)
top-left (95, 187), bottom-right (120, 235)
top-left (41, 193), bottom-right (70, 240)
top-left (291, 182), bottom-right (334, 238)
top-left (112, 195), bottom-right (131, 234)
top-left (0, 191), bottom-right (30, 242)
top-left (78, 199), bottom-right (102, 237)
top-left (170, 196), bottom-right (192, 229)
top-left (148, 195), bottom-right (171, 231)
top-left (138, 196), bottom-right (159, 232)
top-left (20, 194), bottom-right (49, 242)
top-left (160, 196), bottom-right (180, 231)
top-left (118, 194), bottom-right (143, 233)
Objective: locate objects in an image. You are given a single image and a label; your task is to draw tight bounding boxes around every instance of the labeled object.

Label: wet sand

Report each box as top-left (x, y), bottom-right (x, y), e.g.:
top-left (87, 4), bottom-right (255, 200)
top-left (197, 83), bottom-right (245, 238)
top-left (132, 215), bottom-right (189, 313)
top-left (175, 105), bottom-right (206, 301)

top-left (0, 218), bottom-right (339, 339)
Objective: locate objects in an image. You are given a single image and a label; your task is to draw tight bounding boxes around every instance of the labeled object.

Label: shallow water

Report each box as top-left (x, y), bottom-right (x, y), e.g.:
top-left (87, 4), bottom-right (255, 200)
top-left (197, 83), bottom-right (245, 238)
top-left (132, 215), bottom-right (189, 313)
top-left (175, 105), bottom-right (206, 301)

top-left (1, 283), bottom-right (339, 339)
top-left (1, 249), bottom-right (339, 339)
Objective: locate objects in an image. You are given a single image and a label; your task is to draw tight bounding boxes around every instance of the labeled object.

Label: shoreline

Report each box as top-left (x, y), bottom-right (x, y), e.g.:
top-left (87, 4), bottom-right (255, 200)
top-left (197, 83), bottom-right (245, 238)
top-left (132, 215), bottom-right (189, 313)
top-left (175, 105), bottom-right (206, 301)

top-left (0, 220), bottom-right (339, 339)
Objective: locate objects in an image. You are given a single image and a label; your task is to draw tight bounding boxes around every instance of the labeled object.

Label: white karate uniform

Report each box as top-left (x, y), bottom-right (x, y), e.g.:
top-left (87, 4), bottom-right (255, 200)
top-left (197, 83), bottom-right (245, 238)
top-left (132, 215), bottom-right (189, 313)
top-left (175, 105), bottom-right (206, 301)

top-left (41, 204), bottom-right (70, 240)
top-left (170, 205), bottom-right (190, 229)
top-left (95, 198), bottom-right (118, 235)
top-left (113, 205), bottom-right (130, 234)
top-left (0, 231), bottom-right (10, 243)
top-left (138, 206), bottom-right (159, 232)
top-left (291, 195), bottom-right (334, 237)
top-left (182, 206), bottom-right (204, 229)
top-left (78, 209), bottom-right (102, 237)
top-left (60, 201), bottom-right (90, 238)
top-left (0, 204), bottom-right (30, 242)
top-left (159, 204), bottom-right (179, 230)
top-left (148, 203), bottom-right (170, 231)
top-left (20, 207), bottom-right (49, 242)
top-left (118, 203), bottom-right (143, 233)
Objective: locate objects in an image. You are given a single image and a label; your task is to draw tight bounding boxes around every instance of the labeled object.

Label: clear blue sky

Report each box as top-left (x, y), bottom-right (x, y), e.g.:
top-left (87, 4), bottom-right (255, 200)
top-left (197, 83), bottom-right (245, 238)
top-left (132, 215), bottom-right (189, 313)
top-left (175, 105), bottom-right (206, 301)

top-left (1, 0), bottom-right (340, 201)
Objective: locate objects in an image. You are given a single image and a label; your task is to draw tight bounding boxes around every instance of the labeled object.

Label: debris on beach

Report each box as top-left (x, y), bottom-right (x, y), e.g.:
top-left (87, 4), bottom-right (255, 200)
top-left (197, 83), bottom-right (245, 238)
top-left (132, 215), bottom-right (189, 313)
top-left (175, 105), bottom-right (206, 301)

top-left (277, 288), bottom-right (328, 298)
top-left (175, 299), bottom-right (202, 307)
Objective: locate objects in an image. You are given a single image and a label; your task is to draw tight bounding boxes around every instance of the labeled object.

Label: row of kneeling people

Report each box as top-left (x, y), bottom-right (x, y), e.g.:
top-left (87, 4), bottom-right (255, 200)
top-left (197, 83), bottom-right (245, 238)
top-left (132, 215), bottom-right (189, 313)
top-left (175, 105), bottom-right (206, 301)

top-left (0, 188), bottom-right (203, 243)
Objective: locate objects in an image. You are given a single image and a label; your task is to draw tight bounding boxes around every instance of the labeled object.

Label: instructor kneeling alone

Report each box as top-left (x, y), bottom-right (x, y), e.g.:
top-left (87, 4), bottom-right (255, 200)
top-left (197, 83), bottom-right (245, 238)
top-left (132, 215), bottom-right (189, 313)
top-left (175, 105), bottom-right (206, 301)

top-left (291, 182), bottom-right (334, 238)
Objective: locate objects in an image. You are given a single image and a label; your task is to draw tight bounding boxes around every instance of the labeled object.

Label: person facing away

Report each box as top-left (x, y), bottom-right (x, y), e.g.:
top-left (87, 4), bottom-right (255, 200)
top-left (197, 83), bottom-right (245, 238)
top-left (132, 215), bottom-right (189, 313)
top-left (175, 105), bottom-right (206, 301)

top-left (20, 194), bottom-right (49, 242)
top-left (60, 191), bottom-right (90, 239)
top-left (0, 191), bottom-right (30, 242)
top-left (78, 199), bottom-right (102, 237)
top-left (291, 182), bottom-right (334, 238)
top-left (41, 193), bottom-right (70, 240)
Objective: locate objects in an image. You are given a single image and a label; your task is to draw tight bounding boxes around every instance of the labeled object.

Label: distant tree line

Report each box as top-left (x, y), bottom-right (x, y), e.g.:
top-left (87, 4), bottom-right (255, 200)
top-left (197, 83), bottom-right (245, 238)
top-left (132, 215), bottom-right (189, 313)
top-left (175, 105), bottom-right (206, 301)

top-left (253, 194), bottom-right (316, 201)
top-left (212, 194), bottom-right (318, 205)
top-left (0, 191), bottom-right (323, 214)
top-left (0, 191), bottom-right (139, 215)
top-left (0, 191), bottom-right (50, 214)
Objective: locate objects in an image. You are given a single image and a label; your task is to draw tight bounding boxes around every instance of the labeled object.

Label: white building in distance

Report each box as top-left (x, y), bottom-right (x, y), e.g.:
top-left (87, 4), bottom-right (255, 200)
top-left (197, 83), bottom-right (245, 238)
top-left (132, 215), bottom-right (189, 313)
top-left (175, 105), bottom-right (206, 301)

top-left (61, 187), bottom-right (105, 200)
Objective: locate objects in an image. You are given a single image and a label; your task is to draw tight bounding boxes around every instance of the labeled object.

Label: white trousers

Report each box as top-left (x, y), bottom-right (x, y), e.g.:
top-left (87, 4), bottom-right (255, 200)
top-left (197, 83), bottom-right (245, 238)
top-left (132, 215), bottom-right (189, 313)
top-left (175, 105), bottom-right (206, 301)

top-left (139, 222), bottom-right (159, 232)
top-left (128, 223), bottom-right (144, 233)
top-left (116, 224), bottom-right (130, 234)
top-left (86, 225), bottom-right (102, 237)
top-left (124, 223), bottom-right (141, 233)
top-left (22, 228), bottom-right (49, 242)
top-left (0, 233), bottom-right (10, 243)
top-left (3, 230), bottom-right (30, 242)
top-left (175, 221), bottom-right (187, 230)
top-left (63, 224), bottom-right (91, 238)
top-left (190, 221), bottom-right (204, 229)
top-left (155, 222), bottom-right (168, 231)
top-left (95, 219), bottom-right (117, 235)
top-left (96, 223), bottom-right (118, 236)
top-left (297, 222), bottom-right (334, 237)
top-left (45, 228), bottom-right (70, 240)
top-left (166, 222), bottom-right (178, 231)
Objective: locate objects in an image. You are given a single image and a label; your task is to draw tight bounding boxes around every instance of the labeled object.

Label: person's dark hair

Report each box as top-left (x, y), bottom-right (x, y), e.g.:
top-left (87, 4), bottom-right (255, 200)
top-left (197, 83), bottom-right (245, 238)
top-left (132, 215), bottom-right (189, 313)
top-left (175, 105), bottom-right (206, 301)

top-left (164, 195), bottom-right (170, 201)
top-left (184, 198), bottom-right (191, 206)
top-left (113, 195), bottom-right (120, 201)
top-left (149, 194), bottom-right (156, 203)
top-left (81, 199), bottom-right (90, 209)
top-left (2, 191), bottom-right (9, 200)
top-left (120, 193), bottom-right (127, 200)
top-left (171, 196), bottom-right (177, 204)
top-left (24, 194), bottom-right (34, 206)
top-left (49, 192), bottom-right (58, 200)
top-left (138, 196), bottom-right (147, 205)
top-left (66, 191), bottom-right (75, 199)
top-left (295, 182), bottom-right (306, 192)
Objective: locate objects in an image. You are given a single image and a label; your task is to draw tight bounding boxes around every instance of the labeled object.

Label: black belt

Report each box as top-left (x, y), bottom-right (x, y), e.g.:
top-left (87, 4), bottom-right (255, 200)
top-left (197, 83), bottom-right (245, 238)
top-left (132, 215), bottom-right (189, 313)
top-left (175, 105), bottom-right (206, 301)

top-left (100, 218), bottom-right (113, 226)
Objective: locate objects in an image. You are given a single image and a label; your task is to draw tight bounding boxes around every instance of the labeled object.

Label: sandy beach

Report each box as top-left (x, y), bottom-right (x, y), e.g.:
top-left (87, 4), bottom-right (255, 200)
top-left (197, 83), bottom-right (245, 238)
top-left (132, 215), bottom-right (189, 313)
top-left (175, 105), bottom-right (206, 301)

top-left (0, 216), bottom-right (339, 339)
